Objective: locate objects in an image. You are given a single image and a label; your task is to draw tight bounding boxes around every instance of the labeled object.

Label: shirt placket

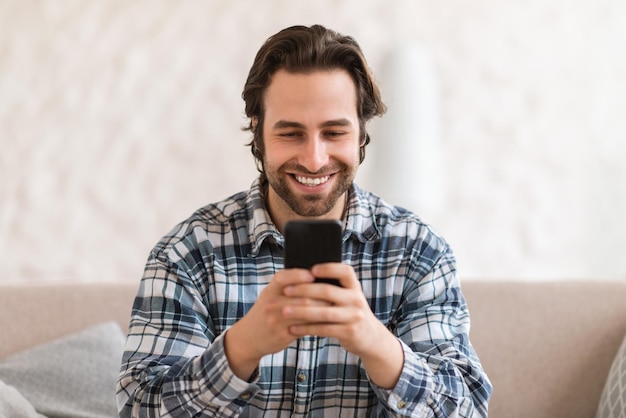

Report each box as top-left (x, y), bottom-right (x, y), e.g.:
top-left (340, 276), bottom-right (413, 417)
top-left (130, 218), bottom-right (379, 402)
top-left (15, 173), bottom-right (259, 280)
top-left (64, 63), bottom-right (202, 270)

top-left (292, 335), bottom-right (319, 417)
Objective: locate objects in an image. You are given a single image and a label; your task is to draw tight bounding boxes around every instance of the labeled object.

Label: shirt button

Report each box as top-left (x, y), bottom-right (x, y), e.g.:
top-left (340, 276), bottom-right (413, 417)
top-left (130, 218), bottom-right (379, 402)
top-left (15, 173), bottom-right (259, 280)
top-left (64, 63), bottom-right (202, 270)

top-left (240, 392), bottom-right (252, 400)
top-left (397, 400), bottom-right (407, 409)
top-left (297, 372), bottom-right (307, 382)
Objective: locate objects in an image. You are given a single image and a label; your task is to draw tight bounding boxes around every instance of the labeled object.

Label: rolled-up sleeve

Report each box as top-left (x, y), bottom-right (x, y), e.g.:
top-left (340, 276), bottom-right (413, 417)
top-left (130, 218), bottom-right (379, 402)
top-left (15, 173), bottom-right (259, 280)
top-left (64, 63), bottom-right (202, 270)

top-left (369, 249), bottom-right (492, 417)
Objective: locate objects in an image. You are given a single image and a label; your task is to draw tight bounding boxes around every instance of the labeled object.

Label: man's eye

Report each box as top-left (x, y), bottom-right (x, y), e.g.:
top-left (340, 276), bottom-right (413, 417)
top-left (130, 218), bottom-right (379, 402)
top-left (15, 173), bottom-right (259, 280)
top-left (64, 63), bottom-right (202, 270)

top-left (279, 132), bottom-right (301, 138)
top-left (325, 131), bottom-right (345, 138)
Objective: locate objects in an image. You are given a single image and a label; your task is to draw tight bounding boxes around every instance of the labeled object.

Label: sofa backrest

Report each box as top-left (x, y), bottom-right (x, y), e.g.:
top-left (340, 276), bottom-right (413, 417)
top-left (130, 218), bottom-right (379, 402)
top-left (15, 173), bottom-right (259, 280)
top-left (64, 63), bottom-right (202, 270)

top-left (463, 280), bottom-right (626, 418)
top-left (0, 281), bottom-right (138, 358)
top-left (1, 279), bottom-right (625, 418)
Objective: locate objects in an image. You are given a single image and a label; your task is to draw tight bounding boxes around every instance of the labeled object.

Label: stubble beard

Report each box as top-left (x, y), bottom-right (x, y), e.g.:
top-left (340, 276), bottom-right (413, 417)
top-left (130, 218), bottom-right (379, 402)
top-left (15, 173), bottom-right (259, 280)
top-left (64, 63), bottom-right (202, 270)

top-left (265, 162), bottom-right (356, 218)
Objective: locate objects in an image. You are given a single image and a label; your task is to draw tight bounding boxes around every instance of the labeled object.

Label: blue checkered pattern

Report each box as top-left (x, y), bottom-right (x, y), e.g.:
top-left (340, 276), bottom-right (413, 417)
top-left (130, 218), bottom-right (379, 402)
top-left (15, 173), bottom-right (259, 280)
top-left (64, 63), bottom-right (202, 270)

top-left (116, 178), bottom-right (492, 417)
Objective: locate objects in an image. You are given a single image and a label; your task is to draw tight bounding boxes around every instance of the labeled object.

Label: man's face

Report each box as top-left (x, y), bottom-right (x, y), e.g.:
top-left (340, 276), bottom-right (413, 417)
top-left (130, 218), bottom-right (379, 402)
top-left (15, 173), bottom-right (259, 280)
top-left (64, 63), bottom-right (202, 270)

top-left (261, 69), bottom-right (361, 225)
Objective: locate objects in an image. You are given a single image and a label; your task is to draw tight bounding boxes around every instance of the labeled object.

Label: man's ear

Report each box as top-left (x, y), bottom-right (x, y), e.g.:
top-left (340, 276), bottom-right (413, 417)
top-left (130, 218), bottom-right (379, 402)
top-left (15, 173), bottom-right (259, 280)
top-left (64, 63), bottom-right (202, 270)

top-left (251, 116), bottom-right (258, 132)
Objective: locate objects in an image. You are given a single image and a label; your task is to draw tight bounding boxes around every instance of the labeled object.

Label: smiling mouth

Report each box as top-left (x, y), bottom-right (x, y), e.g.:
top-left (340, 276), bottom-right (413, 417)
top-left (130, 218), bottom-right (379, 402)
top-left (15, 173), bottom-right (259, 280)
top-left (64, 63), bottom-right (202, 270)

top-left (294, 175), bottom-right (331, 186)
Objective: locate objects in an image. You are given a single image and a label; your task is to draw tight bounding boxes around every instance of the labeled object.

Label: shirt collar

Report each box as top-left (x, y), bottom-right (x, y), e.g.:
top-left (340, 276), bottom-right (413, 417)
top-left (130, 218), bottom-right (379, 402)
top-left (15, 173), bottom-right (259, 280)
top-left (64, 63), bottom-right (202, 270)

top-left (246, 178), bottom-right (282, 257)
top-left (343, 183), bottom-right (382, 243)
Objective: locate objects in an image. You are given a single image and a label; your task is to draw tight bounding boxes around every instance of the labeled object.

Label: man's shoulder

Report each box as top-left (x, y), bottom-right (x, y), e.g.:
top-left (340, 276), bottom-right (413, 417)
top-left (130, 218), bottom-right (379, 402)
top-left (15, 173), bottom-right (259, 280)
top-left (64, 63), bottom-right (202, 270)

top-left (193, 190), bottom-right (251, 225)
top-left (153, 189), bottom-right (253, 254)
top-left (352, 185), bottom-right (425, 229)
top-left (354, 185), bottom-right (450, 252)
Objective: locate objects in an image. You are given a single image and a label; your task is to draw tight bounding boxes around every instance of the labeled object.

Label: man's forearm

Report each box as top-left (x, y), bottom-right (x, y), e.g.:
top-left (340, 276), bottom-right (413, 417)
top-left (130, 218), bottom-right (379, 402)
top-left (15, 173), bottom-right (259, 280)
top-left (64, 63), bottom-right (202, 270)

top-left (359, 324), bottom-right (405, 389)
top-left (223, 323), bottom-right (262, 381)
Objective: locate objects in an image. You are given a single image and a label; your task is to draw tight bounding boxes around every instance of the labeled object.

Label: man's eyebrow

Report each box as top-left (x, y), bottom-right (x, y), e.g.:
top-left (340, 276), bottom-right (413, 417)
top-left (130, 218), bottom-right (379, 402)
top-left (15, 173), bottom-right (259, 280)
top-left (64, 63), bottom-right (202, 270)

top-left (272, 119), bottom-right (353, 130)
top-left (320, 118), bottom-right (353, 128)
top-left (272, 120), bottom-right (305, 130)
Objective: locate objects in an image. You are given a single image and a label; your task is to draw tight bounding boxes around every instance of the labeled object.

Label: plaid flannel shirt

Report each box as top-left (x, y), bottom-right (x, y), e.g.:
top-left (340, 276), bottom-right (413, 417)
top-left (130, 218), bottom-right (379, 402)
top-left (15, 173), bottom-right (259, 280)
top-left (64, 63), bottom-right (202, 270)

top-left (116, 178), bottom-right (492, 417)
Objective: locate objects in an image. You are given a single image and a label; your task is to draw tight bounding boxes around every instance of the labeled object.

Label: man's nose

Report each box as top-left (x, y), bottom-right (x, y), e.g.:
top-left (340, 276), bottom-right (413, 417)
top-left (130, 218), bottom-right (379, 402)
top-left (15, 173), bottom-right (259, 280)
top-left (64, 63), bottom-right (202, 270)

top-left (299, 135), bottom-right (329, 172)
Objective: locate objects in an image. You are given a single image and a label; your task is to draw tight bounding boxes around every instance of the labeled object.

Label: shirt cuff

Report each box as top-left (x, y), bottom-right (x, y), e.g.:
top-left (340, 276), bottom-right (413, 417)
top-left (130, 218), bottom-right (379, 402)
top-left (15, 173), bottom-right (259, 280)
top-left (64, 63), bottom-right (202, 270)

top-left (196, 332), bottom-right (260, 407)
top-left (369, 339), bottom-right (434, 416)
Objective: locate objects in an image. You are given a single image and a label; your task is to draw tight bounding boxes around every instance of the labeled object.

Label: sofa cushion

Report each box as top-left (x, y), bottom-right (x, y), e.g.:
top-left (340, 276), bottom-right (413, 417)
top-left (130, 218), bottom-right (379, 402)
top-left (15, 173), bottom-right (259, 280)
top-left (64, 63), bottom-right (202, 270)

top-left (597, 332), bottom-right (626, 418)
top-left (0, 379), bottom-right (44, 418)
top-left (0, 321), bottom-right (124, 418)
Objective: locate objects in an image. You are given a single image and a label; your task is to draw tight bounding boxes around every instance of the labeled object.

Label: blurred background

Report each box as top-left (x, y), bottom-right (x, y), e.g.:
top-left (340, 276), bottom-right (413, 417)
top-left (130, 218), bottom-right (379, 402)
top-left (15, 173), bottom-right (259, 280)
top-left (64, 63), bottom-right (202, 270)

top-left (1, 0), bottom-right (625, 283)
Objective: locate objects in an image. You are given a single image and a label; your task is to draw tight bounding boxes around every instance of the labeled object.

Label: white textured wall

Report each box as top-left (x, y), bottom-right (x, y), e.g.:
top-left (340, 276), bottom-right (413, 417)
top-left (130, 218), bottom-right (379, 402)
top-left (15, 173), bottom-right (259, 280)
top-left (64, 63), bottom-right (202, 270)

top-left (1, 0), bottom-right (625, 282)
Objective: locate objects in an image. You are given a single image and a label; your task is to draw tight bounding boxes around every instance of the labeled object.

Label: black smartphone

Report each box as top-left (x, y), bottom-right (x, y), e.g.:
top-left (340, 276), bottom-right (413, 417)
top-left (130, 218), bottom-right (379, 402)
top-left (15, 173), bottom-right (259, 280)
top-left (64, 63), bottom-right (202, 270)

top-left (284, 219), bottom-right (343, 286)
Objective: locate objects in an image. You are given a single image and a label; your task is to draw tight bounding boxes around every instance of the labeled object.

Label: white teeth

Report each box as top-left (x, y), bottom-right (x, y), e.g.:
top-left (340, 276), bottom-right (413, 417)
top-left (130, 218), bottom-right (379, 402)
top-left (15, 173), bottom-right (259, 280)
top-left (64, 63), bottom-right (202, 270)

top-left (295, 175), bottom-right (330, 186)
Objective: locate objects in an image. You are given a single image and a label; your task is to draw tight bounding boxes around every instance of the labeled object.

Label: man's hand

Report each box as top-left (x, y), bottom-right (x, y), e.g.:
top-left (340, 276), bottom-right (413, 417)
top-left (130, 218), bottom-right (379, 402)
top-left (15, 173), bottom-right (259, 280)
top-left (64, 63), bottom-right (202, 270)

top-left (223, 268), bottom-right (328, 381)
top-left (281, 263), bottom-right (404, 389)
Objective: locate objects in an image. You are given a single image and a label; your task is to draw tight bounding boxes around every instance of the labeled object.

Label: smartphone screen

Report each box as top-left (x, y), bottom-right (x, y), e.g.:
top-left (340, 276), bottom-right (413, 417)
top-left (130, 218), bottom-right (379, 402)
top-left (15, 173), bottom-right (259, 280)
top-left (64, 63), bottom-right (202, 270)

top-left (284, 219), bottom-right (342, 286)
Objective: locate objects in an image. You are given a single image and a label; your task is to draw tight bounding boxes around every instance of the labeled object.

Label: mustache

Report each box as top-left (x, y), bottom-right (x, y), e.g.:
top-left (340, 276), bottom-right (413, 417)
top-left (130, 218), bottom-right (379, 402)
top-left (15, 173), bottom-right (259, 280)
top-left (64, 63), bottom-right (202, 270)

top-left (279, 163), bottom-right (346, 175)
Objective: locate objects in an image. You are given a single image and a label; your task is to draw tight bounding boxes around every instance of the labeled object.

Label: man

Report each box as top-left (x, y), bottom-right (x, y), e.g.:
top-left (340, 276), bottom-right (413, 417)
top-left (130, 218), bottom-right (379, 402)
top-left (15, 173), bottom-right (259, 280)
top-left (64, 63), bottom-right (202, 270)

top-left (117, 24), bottom-right (492, 417)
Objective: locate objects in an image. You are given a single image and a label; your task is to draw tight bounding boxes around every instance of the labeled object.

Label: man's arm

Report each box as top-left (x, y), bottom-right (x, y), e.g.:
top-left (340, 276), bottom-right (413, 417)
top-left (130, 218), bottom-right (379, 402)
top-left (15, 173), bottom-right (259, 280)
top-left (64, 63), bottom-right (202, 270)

top-left (375, 250), bottom-right (493, 417)
top-left (116, 256), bottom-right (257, 418)
top-left (284, 252), bottom-right (492, 417)
top-left (117, 254), bottom-right (328, 417)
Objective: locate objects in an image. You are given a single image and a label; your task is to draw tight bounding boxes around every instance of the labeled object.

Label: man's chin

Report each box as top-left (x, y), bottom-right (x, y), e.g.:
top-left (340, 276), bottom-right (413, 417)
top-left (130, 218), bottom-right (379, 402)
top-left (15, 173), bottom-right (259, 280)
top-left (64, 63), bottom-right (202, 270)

top-left (290, 196), bottom-right (333, 217)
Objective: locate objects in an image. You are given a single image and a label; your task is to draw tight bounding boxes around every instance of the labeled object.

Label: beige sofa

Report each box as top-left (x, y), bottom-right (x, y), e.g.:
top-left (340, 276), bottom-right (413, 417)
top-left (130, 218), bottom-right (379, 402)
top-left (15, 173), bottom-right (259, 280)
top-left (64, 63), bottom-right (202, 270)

top-left (1, 280), bottom-right (625, 418)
